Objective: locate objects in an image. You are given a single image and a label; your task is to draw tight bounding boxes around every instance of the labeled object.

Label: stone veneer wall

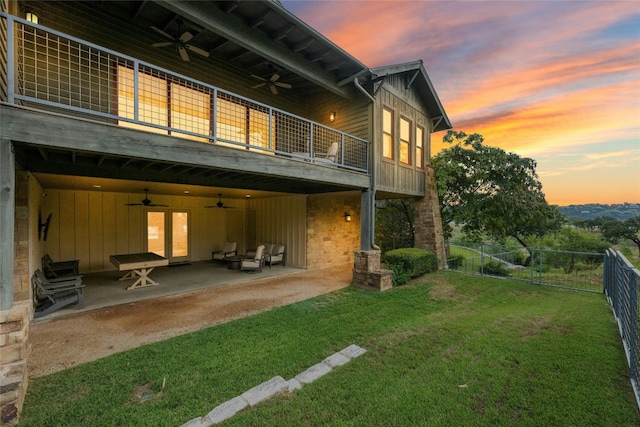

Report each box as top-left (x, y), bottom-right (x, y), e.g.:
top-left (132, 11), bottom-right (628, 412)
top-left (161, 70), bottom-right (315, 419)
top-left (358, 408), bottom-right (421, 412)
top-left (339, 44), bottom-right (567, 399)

top-left (306, 193), bottom-right (360, 269)
top-left (352, 250), bottom-right (392, 291)
top-left (414, 166), bottom-right (445, 266)
top-left (1, 172), bottom-right (32, 426)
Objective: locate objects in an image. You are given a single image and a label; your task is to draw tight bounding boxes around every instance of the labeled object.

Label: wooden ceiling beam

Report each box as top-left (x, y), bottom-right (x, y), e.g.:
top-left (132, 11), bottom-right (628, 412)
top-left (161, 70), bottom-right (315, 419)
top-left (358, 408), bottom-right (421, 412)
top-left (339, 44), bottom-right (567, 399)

top-left (154, 0), bottom-right (353, 99)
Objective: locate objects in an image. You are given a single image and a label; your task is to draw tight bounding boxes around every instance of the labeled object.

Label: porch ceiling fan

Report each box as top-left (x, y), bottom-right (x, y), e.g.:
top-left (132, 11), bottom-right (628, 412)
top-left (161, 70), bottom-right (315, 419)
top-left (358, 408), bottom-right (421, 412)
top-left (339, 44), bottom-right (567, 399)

top-left (125, 189), bottom-right (169, 207)
top-left (205, 193), bottom-right (236, 209)
top-left (251, 73), bottom-right (292, 95)
top-left (150, 19), bottom-right (209, 62)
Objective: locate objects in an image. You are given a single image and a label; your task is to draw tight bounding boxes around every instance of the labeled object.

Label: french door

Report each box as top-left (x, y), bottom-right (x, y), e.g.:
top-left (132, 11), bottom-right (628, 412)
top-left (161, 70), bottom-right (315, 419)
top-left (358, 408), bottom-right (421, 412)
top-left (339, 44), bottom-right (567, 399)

top-left (146, 210), bottom-right (190, 264)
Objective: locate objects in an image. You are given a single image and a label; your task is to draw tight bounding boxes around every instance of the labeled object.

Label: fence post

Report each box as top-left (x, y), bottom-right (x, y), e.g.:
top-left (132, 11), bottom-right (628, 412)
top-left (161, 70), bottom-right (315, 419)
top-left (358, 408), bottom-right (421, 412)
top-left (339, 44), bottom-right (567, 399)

top-left (480, 244), bottom-right (485, 276)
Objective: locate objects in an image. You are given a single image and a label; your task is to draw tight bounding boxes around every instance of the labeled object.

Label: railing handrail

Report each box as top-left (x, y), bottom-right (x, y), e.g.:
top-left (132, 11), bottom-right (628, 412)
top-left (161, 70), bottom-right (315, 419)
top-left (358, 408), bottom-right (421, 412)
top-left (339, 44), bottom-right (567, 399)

top-left (1, 12), bottom-right (369, 173)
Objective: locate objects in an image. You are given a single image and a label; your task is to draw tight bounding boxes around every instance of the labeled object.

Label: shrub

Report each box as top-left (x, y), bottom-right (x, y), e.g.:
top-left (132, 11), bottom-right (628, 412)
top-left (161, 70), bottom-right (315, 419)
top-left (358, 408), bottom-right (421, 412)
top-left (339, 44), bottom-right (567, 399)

top-left (447, 255), bottom-right (464, 270)
top-left (384, 248), bottom-right (438, 286)
top-left (483, 260), bottom-right (509, 277)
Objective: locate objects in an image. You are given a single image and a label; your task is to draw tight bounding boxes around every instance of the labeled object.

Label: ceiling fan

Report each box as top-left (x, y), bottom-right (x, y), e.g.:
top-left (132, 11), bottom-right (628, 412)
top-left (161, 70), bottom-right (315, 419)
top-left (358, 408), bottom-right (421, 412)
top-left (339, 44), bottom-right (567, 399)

top-left (251, 73), bottom-right (292, 95)
top-left (125, 189), bottom-right (168, 207)
top-left (205, 193), bottom-right (236, 209)
top-left (150, 20), bottom-right (209, 62)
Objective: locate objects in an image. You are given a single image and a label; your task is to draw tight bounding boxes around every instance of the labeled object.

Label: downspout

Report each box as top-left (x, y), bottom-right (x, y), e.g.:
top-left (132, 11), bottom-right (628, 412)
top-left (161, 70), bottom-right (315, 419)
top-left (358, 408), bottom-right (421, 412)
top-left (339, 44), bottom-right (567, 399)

top-left (352, 75), bottom-right (377, 249)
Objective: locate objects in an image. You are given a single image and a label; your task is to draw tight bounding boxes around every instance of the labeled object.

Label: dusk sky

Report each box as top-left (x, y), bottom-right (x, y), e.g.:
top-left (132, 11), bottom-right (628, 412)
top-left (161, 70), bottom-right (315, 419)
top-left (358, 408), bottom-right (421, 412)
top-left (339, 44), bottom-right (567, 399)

top-left (282, 0), bottom-right (640, 206)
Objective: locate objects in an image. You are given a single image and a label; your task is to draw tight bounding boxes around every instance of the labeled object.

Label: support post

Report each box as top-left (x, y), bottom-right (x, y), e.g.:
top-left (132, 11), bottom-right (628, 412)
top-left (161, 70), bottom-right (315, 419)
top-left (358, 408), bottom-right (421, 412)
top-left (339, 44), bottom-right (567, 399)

top-left (360, 188), bottom-right (374, 250)
top-left (0, 138), bottom-right (15, 311)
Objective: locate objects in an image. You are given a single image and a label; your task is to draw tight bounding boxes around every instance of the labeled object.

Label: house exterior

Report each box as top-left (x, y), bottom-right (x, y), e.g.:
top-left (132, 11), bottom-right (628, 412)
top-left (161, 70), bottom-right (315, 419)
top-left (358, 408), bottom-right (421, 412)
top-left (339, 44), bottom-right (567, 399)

top-left (0, 0), bottom-right (450, 423)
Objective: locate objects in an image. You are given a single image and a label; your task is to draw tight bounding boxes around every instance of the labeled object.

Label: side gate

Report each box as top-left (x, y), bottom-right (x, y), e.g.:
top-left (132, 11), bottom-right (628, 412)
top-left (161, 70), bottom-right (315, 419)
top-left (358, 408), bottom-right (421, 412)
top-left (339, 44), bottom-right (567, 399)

top-left (444, 241), bottom-right (604, 293)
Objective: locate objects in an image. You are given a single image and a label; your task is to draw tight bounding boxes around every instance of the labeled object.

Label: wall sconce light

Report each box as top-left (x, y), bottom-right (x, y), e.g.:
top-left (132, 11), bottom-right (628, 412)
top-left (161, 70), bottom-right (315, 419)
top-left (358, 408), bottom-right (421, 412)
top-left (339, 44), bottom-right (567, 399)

top-left (25, 11), bottom-right (39, 24)
top-left (344, 212), bottom-right (351, 222)
top-left (329, 112), bottom-right (336, 122)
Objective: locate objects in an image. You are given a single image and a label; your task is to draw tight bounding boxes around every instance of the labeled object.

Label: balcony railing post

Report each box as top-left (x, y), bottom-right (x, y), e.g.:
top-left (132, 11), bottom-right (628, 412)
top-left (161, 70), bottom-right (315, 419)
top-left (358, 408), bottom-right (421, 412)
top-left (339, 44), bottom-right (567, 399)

top-left (211, 88), bottom-right (218, 144)
top-left (268, 107), bottom-right (273, 150)
top-left (309, 123), bottom-right (314, 157)
top-left (133, 61), bottom-right (139, 122)
top-left (6, 15), bottom-right (15, 104)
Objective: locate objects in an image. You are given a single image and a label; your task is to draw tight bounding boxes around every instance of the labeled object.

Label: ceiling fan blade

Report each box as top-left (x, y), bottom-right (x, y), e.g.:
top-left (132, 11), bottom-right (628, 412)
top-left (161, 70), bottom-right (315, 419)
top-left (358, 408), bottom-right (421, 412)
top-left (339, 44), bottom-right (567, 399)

top-left (125, 203), bottom-right (142, 206)
top-left (274, 82), bottom-right (292, 89)
top-left (179, 31), bottom-right (194, 43)
top-left (150, 26), bottom-right (174, 40)
top-left (252, 83), bottom-right (266, 89)
top-left (270, 84), bottom-right (278, 95)
top-left (251, 74), bottom-right (267, 82)
top-left (178, 46), bottom-right (190, 61)
top-left (185, 44), bottom-right (210, 57)
top-left (152, 42), bottom-right (173, 48)
top-left (270, 73), bottom-right (280, 82)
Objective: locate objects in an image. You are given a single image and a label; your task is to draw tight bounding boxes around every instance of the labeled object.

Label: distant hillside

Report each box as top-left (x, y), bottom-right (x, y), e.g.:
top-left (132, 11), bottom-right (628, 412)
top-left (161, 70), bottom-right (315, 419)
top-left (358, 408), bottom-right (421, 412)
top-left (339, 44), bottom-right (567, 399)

top-left (557, 203), bottom-right (640, 221)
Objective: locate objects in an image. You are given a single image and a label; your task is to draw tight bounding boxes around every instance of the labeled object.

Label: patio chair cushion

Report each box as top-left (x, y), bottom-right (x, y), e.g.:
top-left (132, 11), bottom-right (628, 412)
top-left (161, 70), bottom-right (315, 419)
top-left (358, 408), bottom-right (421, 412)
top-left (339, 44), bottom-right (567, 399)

top-left (241, 245), bottom-right (265, 272)
top-left (212, 241), bottom-right (238, 261)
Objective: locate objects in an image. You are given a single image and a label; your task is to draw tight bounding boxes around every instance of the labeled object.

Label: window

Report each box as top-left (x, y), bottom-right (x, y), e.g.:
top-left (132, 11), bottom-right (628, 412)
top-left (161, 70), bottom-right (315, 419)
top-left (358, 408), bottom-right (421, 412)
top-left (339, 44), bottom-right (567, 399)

top-left (216, 95), bottom-right (272, 152)
top-left (400, 117), bottom-right (411, 165)
top-left (416, 125), bottom-right (424, 168)
top-left (117, 65), bottom-right (210, 142)
top-left (383, 108), bottom-right (394, 159)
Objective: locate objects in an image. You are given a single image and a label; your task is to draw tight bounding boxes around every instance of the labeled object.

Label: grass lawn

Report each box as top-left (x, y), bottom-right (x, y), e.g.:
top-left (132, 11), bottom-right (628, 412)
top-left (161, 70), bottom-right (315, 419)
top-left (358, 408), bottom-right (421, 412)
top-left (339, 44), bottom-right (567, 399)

top-left (20, 272), bottom-right (639, 426)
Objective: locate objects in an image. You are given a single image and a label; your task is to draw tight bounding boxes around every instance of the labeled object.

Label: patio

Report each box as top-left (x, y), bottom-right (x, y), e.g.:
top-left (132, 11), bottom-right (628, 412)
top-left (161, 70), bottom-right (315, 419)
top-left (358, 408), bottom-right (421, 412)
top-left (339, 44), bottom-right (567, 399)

top-left (33, 260), bottom-right (305, 322)
top-left (29, 263), bottom-right (353, 377)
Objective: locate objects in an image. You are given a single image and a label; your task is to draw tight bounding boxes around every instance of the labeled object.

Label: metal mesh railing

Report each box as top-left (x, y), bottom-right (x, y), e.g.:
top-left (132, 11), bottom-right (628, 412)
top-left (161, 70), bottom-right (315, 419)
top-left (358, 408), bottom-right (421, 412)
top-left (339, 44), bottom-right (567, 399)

top-left (604, 249), bottom-right (640, 410)
top-left (3, 13), bottom-right (369, 172)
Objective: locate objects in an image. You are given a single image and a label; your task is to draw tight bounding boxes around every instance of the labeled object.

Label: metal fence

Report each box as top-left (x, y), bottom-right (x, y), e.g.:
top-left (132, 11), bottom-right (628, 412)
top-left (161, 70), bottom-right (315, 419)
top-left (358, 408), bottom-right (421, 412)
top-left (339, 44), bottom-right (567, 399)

top-left (444, 241), bottom-right (604, 293)
top-left (604, 249), bottom-right (640, 410)
top-left (1, 12), bottom-right (369, 172)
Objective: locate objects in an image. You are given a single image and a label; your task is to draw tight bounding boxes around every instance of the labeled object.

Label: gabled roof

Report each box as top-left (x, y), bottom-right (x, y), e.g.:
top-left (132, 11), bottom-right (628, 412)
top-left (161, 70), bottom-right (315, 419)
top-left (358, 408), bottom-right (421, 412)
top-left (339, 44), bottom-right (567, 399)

top-left (368, 61), bottom-right (452, 132)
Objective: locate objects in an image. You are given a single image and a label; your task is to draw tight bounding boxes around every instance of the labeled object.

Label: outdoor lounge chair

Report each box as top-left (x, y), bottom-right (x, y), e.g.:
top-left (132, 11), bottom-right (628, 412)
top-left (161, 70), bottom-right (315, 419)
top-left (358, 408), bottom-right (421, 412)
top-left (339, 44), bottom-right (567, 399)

top-left (32, 269), bottom-right (84, 318)
top-left (267, 244), bottom-right (286, 267)
top-left (314, 142), bottom-right (339, 164)
top-left (212, 241), bottom-right (238, 261)
top-left (241, 245), bottom-right (265, 272)
top-left (42, 253), bottom-right (79, 279)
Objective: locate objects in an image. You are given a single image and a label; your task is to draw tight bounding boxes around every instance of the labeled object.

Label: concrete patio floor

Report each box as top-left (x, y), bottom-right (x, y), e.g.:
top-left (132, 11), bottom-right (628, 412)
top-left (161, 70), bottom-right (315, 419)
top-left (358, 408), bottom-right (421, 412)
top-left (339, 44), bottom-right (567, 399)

top-left (28, 262), bottom-right (353, 377)
top-left (34, 260), bottom-right (304, 321)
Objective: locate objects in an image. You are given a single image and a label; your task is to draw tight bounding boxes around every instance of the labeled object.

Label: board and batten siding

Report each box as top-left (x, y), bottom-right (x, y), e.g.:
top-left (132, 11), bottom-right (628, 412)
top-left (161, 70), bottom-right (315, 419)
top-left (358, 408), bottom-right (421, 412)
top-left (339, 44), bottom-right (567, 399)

top-left (251, 195), bottom-right (307, 269)
top-left (41, 189), bottom-right (308, 272)
top-left (42, 189), bottom-right (240, 272)
top-left (373, 85), bottom-right (432, 197)
top-left (306, 91), bottom-right (372, 142)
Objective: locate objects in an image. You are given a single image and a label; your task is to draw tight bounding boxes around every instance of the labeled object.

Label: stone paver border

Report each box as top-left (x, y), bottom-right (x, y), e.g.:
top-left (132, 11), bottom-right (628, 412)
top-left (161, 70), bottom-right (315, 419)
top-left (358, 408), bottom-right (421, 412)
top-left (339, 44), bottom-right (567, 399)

top-left (180, 344), bottom-right (366, 426)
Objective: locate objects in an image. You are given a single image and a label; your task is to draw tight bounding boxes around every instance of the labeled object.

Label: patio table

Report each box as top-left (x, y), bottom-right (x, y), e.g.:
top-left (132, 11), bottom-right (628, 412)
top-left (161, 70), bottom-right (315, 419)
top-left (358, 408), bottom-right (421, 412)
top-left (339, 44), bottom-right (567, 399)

top-left (109, 252), bottom-right (168, 290)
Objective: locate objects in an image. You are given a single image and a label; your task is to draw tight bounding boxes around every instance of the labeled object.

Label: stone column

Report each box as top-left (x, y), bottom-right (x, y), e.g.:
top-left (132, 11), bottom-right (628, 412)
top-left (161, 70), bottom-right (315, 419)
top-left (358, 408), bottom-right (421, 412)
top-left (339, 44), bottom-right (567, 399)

top-left (414, 166), bottom-right (445, 266)
top-left (352, 250), bottom-right (392, 291)
top-left (0, 150), bottom-right (32, 425)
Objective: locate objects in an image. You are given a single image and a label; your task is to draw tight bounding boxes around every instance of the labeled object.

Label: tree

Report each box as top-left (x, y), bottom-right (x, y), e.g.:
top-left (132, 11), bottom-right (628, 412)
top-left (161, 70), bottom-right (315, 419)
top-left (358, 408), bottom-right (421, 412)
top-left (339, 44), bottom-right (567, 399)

top-left (433, 130), bottom-right (562, 264)
top-left (540, 227), bottom-right (608, 273)
top-left (599, 216), bottom-right (640, 257)
top-left (375, 199), bottom-right (415, 253)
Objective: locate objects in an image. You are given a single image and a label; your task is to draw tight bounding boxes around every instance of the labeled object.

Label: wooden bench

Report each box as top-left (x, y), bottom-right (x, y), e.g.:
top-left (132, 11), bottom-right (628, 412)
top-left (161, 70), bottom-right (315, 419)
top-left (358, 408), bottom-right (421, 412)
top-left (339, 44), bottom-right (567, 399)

top-left (32, 269), bottom-right (84, 318)
top-left (42, 254), bottom-right (79, 279)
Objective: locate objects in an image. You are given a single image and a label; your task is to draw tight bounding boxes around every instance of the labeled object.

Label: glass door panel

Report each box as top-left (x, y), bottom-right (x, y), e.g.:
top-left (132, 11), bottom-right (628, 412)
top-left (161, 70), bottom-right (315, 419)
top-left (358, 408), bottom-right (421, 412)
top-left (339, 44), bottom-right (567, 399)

top-left (171, 211), bottom-right (189, 262)
top-left (147, 211), bottom-right (165, 256)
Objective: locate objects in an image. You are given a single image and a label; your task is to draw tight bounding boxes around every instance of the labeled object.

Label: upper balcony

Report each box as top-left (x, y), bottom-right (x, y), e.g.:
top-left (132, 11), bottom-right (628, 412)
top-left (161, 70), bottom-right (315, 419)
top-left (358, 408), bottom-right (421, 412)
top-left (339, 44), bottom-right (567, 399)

top-left (1, 13), bottom-right (369, 174)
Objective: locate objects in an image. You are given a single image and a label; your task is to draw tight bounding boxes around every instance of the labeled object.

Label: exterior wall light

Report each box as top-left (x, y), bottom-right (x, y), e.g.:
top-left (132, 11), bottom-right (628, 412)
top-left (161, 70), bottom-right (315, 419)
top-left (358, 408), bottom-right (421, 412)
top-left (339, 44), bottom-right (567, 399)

top-left (330, 111), bottom-right (336, 122)
top-left (25, 11), bottom-right (39, 24)
top-left (345, 212), bottom-right (351, 222)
